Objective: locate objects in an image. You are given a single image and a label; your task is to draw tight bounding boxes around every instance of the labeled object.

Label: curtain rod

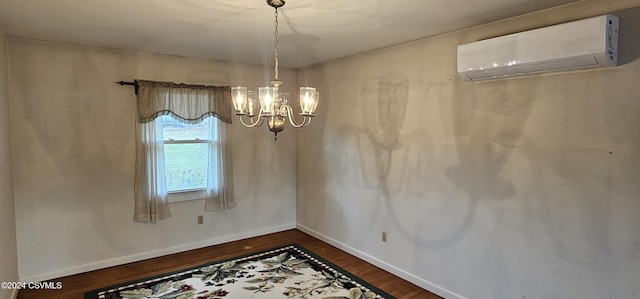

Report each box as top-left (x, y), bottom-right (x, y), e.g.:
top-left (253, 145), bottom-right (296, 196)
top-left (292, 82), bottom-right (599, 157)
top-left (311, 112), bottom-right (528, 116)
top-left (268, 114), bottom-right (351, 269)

top-left (116, 81), bottom-right (139, 95)
top-left (117, 80), bottom-right (231, 96)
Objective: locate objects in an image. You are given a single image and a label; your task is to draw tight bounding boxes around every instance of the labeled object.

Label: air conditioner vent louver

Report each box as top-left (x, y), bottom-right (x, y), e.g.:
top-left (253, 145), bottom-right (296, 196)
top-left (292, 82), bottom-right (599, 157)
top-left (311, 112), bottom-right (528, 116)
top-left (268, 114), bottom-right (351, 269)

top-left (457, 15), bottom-right (619, 81)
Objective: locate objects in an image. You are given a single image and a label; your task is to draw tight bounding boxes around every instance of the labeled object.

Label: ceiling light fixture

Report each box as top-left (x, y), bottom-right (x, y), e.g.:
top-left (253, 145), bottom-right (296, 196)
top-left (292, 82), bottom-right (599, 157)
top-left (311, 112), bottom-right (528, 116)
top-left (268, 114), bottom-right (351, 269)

top-left (231, 0), bottom-right (319, 140)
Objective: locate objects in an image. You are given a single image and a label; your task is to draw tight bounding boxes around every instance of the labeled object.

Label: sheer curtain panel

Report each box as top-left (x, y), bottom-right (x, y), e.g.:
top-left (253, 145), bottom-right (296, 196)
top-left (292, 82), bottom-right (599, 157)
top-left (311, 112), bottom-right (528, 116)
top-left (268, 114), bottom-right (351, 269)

top-left (133, 80), bottom-right (234, 222)
top-left (205, 119), bottom-right (236, 211)
top-left (134, 119), bottom-right (171, 221)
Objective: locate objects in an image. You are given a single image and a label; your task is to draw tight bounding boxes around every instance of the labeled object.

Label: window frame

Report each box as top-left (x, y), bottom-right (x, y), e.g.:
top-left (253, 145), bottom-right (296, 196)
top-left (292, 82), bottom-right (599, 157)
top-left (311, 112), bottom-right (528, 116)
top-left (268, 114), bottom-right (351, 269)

top-left (161, 117), bottom-right (213, 203)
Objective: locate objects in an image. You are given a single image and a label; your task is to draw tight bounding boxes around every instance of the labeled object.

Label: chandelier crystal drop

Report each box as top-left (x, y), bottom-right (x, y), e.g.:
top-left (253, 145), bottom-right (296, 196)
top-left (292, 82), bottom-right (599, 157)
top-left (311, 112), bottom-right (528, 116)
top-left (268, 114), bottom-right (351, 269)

top-left (231, 0), bottom-right (319, 140)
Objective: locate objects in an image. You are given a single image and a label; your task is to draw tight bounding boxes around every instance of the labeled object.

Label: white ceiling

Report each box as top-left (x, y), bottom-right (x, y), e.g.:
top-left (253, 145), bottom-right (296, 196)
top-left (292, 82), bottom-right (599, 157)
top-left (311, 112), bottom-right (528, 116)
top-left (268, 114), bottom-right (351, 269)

top-left (0, 0), bottom-right (579, 68)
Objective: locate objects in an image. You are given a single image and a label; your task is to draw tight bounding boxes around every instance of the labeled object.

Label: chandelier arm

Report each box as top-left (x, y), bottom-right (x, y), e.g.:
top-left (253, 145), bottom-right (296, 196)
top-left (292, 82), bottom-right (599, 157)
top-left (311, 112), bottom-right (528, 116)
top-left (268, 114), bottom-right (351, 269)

top-left (238, 116), bottom-right (264, 128)
top-left (282, 105), bottom-right (312, 128)
top-left (238, 110), bottom-right (265, 127)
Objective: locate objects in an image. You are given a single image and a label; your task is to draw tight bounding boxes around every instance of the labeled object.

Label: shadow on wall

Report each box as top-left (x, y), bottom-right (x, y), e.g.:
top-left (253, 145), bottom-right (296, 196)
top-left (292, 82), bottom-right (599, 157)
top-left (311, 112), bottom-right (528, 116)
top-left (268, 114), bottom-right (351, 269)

top-left (325, 73), bottom-right (410, 201)
top-left (357, 73), bottom-right (410, 199)
top-left (343, 55), bottom-right (536, 249)
top-left (615, 6), bottom-right (640, 65)
top-left (338, 72), bottom-right (433, 202)
top-left (334, 72), bottom-right (436, 240)
top-left (445, 81), bottom-right (532, 198)
top-left (440, 75), bottom-right (536, 243)
top-left (429, 6), bottom-right (640, 248)
top-left (432, 20), bottom-right (539, 245)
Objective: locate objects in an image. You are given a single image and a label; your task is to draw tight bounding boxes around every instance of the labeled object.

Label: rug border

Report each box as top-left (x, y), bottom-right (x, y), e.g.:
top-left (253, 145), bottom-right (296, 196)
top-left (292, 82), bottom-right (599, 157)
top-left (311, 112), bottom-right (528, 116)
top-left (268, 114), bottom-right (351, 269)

top-left (291, 244), bottom-right (395, 298)
top-left (84, 243), bottom-right (395, 299)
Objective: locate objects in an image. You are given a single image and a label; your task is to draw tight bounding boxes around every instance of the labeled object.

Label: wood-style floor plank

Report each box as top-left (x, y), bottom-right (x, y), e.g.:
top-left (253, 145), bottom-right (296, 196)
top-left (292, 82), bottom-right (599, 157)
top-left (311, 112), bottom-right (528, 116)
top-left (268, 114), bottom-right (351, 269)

top-left (17, 229), bottom-right (442, 299)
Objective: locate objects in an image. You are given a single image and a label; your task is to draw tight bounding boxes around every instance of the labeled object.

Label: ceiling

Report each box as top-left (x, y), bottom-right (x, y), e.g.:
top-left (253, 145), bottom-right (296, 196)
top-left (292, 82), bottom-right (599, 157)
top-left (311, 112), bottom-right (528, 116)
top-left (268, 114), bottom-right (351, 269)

top-left (0, 0), bottom-right (579, 68)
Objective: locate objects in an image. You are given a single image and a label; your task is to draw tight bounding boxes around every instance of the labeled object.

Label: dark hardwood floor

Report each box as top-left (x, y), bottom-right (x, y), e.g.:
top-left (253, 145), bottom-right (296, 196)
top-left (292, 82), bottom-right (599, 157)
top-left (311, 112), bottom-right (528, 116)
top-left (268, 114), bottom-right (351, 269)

top-left (17, 229), bottom-right (442, 299)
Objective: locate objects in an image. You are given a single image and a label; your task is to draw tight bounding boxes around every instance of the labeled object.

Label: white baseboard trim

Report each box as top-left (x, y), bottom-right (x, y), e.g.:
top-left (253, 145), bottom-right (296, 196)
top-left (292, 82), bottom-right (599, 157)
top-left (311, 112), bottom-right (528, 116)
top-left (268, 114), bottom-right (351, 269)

top-left (20, 223), bottom-right (296, 282)
top-left (296, 224), bottom-right (465, 299)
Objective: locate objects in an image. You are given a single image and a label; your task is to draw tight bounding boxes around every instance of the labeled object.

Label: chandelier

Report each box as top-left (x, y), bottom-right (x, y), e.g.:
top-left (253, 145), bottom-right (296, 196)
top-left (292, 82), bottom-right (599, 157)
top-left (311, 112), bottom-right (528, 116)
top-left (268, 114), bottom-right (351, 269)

top-left (231, 0), bottom-right (319, 140)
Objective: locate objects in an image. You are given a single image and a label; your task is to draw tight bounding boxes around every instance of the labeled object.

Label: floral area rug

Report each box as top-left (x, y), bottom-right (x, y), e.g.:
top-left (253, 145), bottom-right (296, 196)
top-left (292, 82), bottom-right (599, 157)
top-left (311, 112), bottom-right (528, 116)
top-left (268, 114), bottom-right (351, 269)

top-left (84, 244), bottom-right (395, 299)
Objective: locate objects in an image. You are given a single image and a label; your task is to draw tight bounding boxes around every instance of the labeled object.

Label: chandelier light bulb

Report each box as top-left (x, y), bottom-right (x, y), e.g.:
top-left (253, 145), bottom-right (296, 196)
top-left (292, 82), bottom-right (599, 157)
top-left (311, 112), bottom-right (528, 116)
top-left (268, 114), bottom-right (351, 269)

top-left (231, 86), bottom-right (247, 114)
top-left (299, 87), bottom-right (318, 115)
top-left (259, 87), bottom-right (277, 116)
top-left (247, 91), bottom-right (257, 117)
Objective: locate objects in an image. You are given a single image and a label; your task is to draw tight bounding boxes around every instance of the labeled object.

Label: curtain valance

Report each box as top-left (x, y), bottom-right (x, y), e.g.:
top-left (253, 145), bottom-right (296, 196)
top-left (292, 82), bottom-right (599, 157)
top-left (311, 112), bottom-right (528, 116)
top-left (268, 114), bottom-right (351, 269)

top-left (136, 79), bottom-right (232, 124)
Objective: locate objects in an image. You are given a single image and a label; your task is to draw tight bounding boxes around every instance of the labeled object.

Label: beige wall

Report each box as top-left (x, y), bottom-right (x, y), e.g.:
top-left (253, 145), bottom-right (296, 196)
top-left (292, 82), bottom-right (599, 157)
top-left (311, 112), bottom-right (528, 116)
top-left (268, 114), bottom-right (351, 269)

top-left (296, 0), bottom-right (640, 298)
top-left (0, 31), bottom-right (19, 299)
top-left (8, 39), bottom-right (298, 281)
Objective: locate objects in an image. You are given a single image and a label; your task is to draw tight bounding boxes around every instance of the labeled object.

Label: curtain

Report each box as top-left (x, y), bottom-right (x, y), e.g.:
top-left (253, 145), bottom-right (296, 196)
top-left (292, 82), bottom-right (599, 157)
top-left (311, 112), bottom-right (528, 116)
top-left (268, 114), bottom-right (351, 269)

top-left (135, 80), bottom-right (232, 124)
top-left (133, 80), bottom-right (234, 222)
top-left (134, 118), bottom-right (171, 221)
top-left (205, 118), bottom-right (236, 210)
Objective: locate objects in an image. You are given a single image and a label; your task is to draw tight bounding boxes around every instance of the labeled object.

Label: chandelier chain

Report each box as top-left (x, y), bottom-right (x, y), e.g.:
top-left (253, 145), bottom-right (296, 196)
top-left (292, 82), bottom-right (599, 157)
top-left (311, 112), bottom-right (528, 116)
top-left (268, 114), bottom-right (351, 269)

top-left (273, 8), bottom-right (280, 82)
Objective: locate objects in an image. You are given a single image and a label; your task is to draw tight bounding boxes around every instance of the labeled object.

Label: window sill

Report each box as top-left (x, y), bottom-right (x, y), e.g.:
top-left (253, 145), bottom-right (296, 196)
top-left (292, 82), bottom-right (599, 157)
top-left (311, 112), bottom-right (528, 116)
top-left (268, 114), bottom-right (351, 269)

top-left (168, 189), bottom-right (205, 203)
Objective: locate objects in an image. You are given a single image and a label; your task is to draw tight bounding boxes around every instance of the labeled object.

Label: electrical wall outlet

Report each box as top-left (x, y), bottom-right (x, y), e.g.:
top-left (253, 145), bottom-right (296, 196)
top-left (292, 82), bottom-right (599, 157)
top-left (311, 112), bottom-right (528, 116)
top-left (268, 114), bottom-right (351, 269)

top-left (197, 215), bottom-right (204, 224)
top-left (382, 231), bottom-right (388, 242)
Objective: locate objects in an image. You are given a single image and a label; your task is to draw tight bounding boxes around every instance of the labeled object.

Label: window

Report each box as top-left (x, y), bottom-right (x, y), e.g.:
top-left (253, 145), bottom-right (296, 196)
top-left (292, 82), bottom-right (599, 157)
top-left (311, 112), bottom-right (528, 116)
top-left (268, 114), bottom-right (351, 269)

top-left (133, 80), bottom-right (235, 222)
top-left (161, 115), bottom-right (212, 201)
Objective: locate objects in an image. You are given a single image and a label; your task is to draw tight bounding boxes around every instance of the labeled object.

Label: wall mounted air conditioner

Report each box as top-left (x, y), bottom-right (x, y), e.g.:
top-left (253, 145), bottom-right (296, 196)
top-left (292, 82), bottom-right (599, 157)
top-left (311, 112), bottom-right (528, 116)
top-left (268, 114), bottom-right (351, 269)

top-left (457, 15), bottom-right (619, 81)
